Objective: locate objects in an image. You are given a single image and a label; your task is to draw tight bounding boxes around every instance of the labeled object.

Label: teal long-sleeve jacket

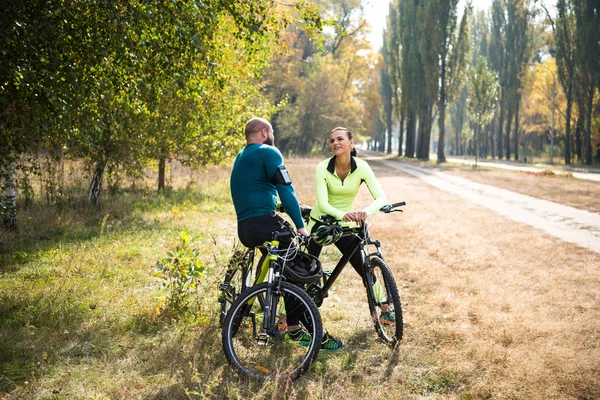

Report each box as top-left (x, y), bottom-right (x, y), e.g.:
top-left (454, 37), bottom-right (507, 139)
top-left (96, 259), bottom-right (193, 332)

top-left (230, 144), bottom-right (304, 229)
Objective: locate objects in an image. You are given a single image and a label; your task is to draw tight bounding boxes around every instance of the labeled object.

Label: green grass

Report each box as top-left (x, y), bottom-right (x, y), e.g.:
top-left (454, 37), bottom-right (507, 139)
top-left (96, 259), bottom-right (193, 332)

top-left (0, 163), bottom-right (478, 399)
top-left (0, 178), bottom-right (246, 398)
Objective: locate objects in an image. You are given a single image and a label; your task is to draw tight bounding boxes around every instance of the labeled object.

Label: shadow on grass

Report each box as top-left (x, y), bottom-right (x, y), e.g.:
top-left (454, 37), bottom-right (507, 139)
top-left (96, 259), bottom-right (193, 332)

top-left (0, 285), bottom-right (166, 394)
top-left (0, 185), bottom-right (233, 396)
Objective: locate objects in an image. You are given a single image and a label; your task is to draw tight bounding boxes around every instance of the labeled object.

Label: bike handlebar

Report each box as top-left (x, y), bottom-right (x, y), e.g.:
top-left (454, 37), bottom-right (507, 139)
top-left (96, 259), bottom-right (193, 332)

top-left (379, 201), bottom-right (406, 213)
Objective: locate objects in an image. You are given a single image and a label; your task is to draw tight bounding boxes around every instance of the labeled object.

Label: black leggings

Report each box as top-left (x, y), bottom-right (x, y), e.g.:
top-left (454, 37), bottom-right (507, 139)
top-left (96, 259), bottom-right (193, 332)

top-left (238, 214), bottom-right (313, 331)
top-left (308, 233), bottom-right (366, 283)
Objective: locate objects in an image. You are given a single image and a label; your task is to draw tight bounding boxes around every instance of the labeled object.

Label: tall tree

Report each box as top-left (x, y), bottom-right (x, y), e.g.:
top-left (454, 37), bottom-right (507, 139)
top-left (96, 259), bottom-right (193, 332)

top-left (489, 0), bottom-right (507, 159)
top-left (574, 0), bottom-right (600, 165)
top-left (468, 57), bottom-right (499, 165)
top-left (386, 0), bottom-right (404, 156)
top-left (503, 0), bottom-right (534, 161)
top-left (381, 35), bottom-right (395, 154)
top-left (436, 2), bottom-right (470, 163)
top-left (400, 0), bottom-right (422, 158)
top-left (545, 0), bottom-right (577, 165)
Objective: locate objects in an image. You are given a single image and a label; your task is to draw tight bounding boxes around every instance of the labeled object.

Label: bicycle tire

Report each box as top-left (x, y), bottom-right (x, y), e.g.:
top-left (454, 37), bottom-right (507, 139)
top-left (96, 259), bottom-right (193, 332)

top-left (222, 281), bottom-right (323, 381)
top-left (365, 257), bottom-right (403, 345)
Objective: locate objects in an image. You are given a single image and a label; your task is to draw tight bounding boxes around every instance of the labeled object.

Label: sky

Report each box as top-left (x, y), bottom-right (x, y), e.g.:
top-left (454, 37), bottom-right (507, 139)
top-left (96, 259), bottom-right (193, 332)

top-left (363, 0), bottom-right (495, 50)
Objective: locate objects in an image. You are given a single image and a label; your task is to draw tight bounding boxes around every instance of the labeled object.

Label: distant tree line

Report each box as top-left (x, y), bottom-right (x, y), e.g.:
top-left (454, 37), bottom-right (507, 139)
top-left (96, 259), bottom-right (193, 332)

top-left (262, 0), bottom-right (383, 155)
top-left (379, 0), bottom-right (599, 166)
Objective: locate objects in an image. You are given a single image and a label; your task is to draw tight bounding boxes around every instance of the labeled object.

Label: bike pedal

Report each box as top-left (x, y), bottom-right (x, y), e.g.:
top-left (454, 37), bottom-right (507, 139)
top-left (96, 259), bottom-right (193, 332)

top-left (219, 283), bottom-right (234, 293)
top-left (257, 332), bottom-right (270, 346)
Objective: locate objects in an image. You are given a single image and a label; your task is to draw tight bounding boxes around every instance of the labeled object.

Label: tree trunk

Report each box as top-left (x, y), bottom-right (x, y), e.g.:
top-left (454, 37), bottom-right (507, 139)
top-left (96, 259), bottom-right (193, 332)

top-left (474, 124), bottom-right (480, 166)
top-left (585, 83), bottom-right (594, 165)
top-left (417, 104), bottom-right (432, 161)
top-left (158, 156), bottom-right (166, 191)
top-left (498, 90), bottom-right (505, 160)
top-left (423, 103), bottom-right (432, 161)
top-left (437, 61), bottom-right (447, 163)
top-left (2, 163), bottom-right (17, 230)
top-left (406, 110), bottom-right (416, 158)
top-left (398, 110), bottom-right (405, 157)
top-left (505, 103), bottom-right (513, 160)
top-left (565, 79), bottom-right (573, 165)
top-left (514, 95), bottom-right (520, 161)
top-left (88, 161), bottom-right (106, 206)
top-left (575, 115), bottom-right (583, 162)
top-left (386, 109), bottom-right (393, 154)
top-left (455, 119), bottom-right (460, 156)
top-left (416, 113), bottom-right (423, 159)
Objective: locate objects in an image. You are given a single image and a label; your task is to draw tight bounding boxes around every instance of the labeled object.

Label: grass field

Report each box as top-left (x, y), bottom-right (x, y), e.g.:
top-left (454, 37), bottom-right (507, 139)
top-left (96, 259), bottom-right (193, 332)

top-left (1, 157), bottom-right (599, 399)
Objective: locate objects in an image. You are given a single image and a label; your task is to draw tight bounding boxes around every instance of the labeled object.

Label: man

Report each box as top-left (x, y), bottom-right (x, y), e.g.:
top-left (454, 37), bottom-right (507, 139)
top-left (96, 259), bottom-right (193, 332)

top-left (230, 117), bottom-right (342, 351)
top-left (230, 117), bottom-right (308, 245)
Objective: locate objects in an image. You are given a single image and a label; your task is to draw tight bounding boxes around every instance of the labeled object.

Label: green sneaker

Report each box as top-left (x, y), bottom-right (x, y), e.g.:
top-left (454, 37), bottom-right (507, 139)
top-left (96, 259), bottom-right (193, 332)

top-left (284, 328), bottom-right (312, 346)
top-left (379, 311), bottom-right (396, 325)
top-left (321, 332), bottom-right (343, 352)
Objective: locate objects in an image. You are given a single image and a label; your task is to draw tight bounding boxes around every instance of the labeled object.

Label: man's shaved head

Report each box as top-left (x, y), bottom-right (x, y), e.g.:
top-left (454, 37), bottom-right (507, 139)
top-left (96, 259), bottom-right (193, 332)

top-left (244, 117), bottom-right (272, 139)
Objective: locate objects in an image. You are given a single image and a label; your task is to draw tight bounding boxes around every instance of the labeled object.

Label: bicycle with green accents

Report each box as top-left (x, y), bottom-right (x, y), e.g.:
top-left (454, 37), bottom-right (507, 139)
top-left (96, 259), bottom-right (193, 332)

top-left (220, 218), bottom-right (323, 381)
top-left (217, 207), bottom-right (312, 327)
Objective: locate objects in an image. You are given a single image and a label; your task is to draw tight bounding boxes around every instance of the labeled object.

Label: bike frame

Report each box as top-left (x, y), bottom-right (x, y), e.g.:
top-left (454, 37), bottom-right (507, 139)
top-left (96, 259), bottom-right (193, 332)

top-left (318, 221), bottom-right (384, 303)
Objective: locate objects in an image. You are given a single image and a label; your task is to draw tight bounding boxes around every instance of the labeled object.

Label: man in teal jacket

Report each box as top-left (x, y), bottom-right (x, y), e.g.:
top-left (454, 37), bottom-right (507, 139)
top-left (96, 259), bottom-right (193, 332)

top-left (230, 117), bottom-right (308, 244)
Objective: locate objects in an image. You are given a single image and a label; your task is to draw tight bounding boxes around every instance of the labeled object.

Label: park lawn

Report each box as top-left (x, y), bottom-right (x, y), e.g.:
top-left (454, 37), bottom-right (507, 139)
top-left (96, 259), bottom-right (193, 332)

top-left (0, 157), bottom-right (599, 399)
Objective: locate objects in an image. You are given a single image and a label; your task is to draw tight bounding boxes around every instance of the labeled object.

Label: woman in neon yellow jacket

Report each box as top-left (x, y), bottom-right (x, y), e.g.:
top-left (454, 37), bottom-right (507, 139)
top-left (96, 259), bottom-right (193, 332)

top-left (308, 127), bottom-right (395, 324)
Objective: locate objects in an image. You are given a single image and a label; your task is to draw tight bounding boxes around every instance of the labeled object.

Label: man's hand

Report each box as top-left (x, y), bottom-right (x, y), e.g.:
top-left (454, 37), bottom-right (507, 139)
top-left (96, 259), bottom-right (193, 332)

top-left (297, 227), bottom-right (309, 237)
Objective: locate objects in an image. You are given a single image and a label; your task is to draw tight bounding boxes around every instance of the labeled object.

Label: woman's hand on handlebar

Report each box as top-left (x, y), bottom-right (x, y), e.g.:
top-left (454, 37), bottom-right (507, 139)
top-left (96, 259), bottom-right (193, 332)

top-left (342, 211), bottom-right (367, 223)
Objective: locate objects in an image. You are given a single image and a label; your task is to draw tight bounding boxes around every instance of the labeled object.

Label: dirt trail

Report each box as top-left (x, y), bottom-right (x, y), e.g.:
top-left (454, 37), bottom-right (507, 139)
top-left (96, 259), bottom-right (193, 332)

top-left (375, 159), bottom-right (600, 255)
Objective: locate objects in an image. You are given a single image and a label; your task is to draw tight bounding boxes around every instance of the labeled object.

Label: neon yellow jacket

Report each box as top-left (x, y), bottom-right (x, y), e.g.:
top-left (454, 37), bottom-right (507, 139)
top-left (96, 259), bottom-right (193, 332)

top-left (308, 156), bottom-right (388, 230)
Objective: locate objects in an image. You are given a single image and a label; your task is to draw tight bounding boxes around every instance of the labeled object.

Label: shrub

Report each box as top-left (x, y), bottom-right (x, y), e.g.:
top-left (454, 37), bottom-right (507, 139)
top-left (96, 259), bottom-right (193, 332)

top-left (154, 231), bottom-right (204, 314)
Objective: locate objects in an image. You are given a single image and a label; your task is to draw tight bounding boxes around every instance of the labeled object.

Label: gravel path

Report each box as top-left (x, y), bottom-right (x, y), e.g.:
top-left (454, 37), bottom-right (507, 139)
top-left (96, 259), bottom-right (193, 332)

top-left (443, 156), bottom-right (600, 182)
top-left (377, 159), bottom-right (600, 255)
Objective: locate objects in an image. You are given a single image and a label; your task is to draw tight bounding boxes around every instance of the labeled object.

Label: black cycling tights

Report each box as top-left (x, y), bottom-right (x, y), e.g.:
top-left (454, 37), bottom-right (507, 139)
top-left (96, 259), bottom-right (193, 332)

top-left (308, 235), bottom-right (366, 282)
top-left (238, 213), bottom-right (313, 332)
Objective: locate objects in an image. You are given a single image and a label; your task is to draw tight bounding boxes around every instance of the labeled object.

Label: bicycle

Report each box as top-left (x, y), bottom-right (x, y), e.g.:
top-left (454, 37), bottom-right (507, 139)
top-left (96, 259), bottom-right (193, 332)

top-left (306, 201), bottom-right (406, 345)
top-left (217, 207), bottom-right (312, 327)
top-left (220, 220), bottom-right (323, 381)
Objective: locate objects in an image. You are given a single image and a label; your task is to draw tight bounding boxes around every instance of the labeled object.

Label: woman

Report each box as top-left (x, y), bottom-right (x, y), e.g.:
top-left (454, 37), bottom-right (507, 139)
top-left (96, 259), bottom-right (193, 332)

top-left (308, 127), bottom-right (395, 324)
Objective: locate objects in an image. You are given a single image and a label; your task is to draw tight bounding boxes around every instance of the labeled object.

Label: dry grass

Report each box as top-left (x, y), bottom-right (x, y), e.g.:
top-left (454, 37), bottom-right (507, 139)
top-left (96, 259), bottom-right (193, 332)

top-left (1, 156), bottom-right (599, 399)
top-left (362, 159), bottom-right (600, 400)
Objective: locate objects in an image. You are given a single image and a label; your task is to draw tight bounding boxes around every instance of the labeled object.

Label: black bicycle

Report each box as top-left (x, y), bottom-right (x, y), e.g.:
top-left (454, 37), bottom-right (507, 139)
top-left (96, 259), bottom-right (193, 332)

top-left (307, 201), bottom-right (406, 345)
top-left (220, 222), bottom-right (323, 381)
top-left (217, 206), bottom-right (312, 327)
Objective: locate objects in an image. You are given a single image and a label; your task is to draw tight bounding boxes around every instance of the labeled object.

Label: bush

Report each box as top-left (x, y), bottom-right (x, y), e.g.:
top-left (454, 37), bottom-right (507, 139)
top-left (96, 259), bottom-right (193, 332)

top-left (154, 231), bottom-right (204, 314)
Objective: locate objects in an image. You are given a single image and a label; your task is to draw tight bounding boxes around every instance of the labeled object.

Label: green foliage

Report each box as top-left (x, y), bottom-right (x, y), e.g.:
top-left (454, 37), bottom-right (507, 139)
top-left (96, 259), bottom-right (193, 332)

top-left (1, 0), bottom-right (325, 209)
top-left (154, 231), bottom-right (205, 314)
top-left (468, 57), bottom-right (499, 163)
top-left (264, 1), bottom-right (378, 155)
top-left (468, 58), bottom-right (499, 127)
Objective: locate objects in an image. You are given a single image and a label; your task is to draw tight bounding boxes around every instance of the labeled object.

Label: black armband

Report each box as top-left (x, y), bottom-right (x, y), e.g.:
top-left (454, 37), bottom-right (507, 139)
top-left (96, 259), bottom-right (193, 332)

top-left (271, 165), bottom-right (292, 185)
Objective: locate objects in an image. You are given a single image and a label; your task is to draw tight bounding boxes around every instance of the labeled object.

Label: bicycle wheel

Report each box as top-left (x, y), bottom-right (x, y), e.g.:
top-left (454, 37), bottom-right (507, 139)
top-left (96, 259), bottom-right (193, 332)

top-left (218, 249), bottom-right (254, 326)
top-left (222, 282), bottom-right (323, 381)
top-left (365, 256), bottom-right (403, 345)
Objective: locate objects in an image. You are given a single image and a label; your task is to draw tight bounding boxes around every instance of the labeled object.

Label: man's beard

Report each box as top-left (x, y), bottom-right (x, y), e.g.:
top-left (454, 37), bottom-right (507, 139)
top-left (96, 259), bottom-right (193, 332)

top-left (263, 136), bottom-right (274, 146)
